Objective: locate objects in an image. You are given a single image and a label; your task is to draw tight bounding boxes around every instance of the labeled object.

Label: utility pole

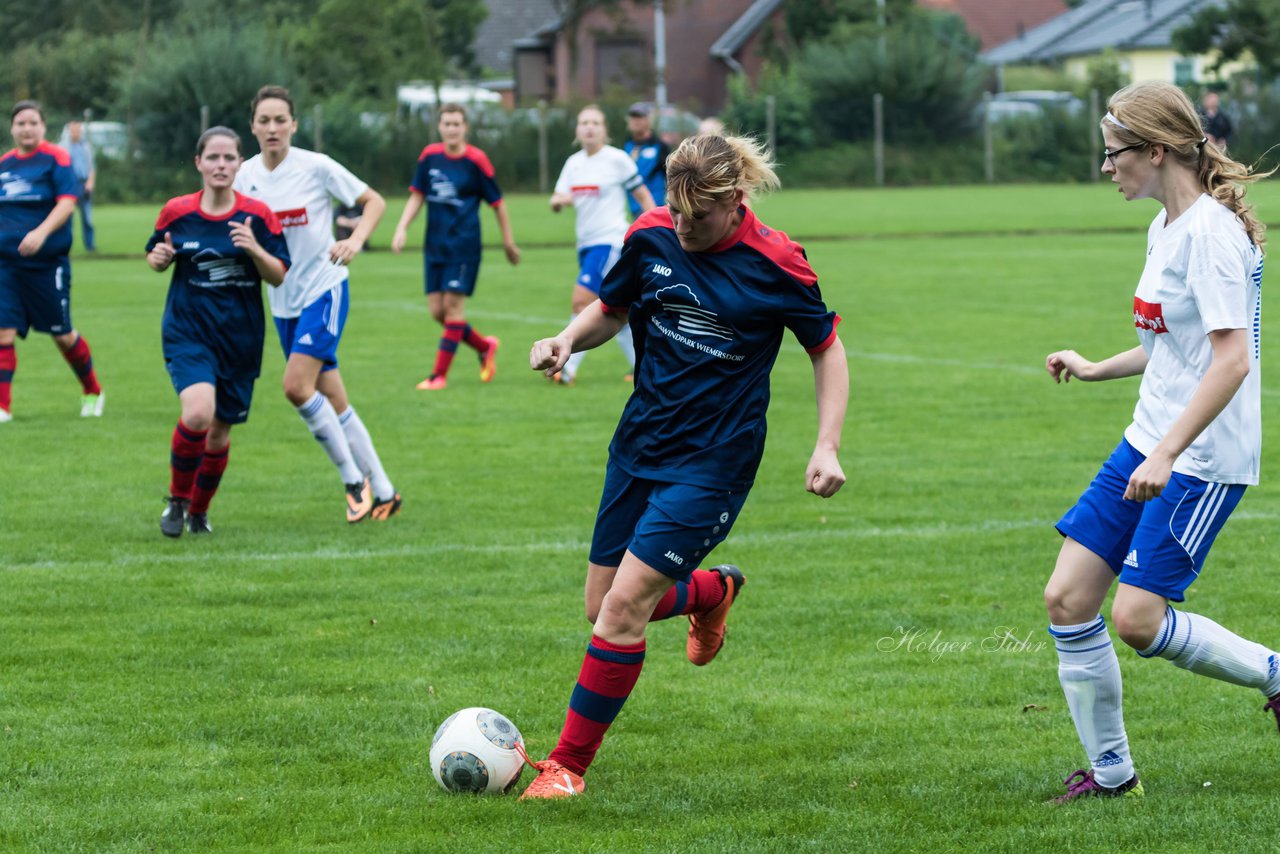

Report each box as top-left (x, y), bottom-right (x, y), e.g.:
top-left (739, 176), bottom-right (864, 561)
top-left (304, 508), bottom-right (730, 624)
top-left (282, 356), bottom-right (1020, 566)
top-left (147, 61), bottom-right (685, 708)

top-left (654, 0), bottom-right (668, 132)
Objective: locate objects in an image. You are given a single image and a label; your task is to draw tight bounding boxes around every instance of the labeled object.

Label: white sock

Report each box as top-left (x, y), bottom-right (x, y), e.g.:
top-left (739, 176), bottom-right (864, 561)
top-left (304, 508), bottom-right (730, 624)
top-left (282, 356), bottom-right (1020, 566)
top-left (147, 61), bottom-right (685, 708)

top-left (1051, 616), bottom-right (1134, 788)
top-left (1141, 605), bottom-right (1280, 695)
top-left (561, 313), bottom-right (586, 383)
top-left (338, 406), bottom-right (395, 501)
top-left (615, 322), bottom-right (636, 369)
top-left (296, 391), bottom-right (363, 485)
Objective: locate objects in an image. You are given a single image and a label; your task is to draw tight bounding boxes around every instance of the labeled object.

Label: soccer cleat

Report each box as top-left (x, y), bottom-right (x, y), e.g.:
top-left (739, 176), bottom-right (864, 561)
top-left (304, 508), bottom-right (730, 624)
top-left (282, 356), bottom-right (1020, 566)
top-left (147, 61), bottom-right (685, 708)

top-left (623, 372), bottom-right (633, 383)
top-left (480, 336), bottom-right (501, 383)
top-left (80, 392), bottom-right (104, 417)
top-left (687, 564), bottom-right (746, 666)
top-left (186, 512), bottom-right (213, 535)
top-left (346, 480), bottom-right (372, 523)
top-left (518, 758), bottom-right (585, 800)
top-left (0, 408), bottom-right (11, 423)
top-left (1264, 694), bottom-right (1280, 734)
top-left (160, 496), bottom-right (189, 538)
top-left (1050, 769), bottom-right (1143, 803)
top-left (548, 371), bottom-right (574, 386)
top-left (370, 492), bottom-right (402, 521)
top-left (416, 375), bottom-right (447, 391)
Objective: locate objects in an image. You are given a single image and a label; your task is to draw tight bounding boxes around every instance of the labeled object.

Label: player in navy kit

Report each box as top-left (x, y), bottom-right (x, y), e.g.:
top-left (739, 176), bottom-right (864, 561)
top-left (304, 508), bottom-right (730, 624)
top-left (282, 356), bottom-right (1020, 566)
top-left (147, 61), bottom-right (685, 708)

top-left (146, 127), bottom-right (291, 536)
top-left (520, 134), bottom-right (849, 799)
top-left (391, 103), bottom-right (520, 391)
top-left (0, 100), bottom-right (104, 423)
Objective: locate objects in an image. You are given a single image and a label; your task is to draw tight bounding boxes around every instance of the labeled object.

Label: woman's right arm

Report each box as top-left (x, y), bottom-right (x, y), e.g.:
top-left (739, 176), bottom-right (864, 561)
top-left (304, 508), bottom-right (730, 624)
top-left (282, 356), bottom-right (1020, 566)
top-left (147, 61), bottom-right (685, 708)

top-left (530, 301), bottom-right (628, 377)
top-left (147, 231), bottom-right (175, 272)
top-left (1046, 345), bottom-right (1148, 383)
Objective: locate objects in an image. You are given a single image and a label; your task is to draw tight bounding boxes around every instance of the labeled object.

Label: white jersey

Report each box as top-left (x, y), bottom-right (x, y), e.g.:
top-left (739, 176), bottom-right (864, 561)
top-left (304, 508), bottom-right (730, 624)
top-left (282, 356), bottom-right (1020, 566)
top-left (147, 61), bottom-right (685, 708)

top-left (554, 146), bottom-right (642, 249)
top-left (1125, 193), bottom-right (1263, 484)
top-left (235, 147), bottom-right (367, 318)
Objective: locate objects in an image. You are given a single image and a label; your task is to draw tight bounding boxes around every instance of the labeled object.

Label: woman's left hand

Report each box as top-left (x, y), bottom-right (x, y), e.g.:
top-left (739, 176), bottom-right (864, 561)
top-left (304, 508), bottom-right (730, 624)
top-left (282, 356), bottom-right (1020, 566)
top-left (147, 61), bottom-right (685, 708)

top-left (1124, 453), bottom-right (1173, 502)
top-left (229, 217), bottom-right (263, 254)
top-left (329, 238), bottom-right (362, 266)
top-left (805, 447), bottom-right (846, 498)
top-left (18, 229), bottom-right (47, 256)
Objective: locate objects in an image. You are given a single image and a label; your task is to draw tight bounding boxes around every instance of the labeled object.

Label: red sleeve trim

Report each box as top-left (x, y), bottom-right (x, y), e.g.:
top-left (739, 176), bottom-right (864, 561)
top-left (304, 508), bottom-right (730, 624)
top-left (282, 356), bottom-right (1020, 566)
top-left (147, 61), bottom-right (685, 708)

top-left (56, 194), bottom-right (79, 201)
top-left (489, 198), bottom-right (505, 208)
top-left (466, 145), bottom-right (496, 178)
top-left (40, 141), bottom-right (73, 167)
top-left (805, 314), bottom-right (842, 354)
top-left (600, 301), bottom-right (630, 315)
top-left (624, 206), bottom-right (674, 242)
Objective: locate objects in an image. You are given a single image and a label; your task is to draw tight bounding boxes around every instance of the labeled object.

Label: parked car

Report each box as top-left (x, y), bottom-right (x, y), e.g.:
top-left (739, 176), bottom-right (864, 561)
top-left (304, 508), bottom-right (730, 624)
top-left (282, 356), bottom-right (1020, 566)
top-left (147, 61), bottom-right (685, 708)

top-left (981, 90), bottom-right (1085, 122)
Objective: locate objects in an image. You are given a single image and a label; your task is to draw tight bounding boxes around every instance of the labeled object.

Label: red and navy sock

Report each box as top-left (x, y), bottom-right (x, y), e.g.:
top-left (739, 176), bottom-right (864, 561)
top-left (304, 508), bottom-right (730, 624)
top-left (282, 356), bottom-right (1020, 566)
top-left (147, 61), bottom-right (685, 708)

top-left (189, 445), bottom-right (230, 515)
top-left (169, 420), bottom-right (208, 499)
top-left (61, 334), bottom-right (101, 395)
top-left (0, 343), bottom-right (14, 413)
top-left (650, 569), bottom-right (727, 622)
top-left (431, 321), bottom-right (466, 379)
top-left (461, 323), bottom-right (489, 353)
top-left (548, 635), bottom-right (646, 776)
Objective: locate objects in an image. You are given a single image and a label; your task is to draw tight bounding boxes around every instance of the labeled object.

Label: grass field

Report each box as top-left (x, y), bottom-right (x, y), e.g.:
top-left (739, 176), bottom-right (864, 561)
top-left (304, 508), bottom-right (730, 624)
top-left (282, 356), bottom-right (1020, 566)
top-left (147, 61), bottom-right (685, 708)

top-left (3, 183), bottom-right (1279, 852)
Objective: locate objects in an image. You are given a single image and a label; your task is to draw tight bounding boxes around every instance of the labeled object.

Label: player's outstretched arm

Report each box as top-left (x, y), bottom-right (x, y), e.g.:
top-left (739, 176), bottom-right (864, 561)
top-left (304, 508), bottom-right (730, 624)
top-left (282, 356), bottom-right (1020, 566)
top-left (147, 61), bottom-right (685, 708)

top-left (493, 203), bottom-right (521, 265)
top-left (1046, 346), bottom-right (1148, 383)
top-left (549, 191), bottom-right (573, 213)
top-left (391, 191), bottom-right (425, 254)
top-left (330, 187), bottom-right (385, 265)
top-left (806, 336), bottom-right (848, 498)
top-left (529, 301), bottom-right (628, 377)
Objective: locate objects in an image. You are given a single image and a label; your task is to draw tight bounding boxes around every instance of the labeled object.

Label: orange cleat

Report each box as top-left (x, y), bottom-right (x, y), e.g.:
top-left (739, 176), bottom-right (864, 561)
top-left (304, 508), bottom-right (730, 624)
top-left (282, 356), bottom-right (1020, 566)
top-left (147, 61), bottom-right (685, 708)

top-left (416, 375), bottom-right (447, 391)
top-left (687, 564), bottom-right (745, 666)
top-left (518, 758), bottom-right (585, 800)
top-left (370, 492), bottom-right (402, 521)
top-left (480, 336), bottom-right (501, 383)
top-left (345, 479), bottom-right (372, 523)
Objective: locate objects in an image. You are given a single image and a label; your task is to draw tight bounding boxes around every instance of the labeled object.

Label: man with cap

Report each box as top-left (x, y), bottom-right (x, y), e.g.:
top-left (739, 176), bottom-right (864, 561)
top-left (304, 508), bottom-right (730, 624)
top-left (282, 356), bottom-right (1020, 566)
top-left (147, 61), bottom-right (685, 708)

top-left (623, 102), bottom-right (670, 218)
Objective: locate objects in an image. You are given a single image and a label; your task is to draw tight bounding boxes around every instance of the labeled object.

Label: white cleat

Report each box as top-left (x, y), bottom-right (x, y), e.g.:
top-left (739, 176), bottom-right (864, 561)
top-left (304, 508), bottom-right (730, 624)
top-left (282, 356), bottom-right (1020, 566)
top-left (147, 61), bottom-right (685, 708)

top-left (0, 408), bottom-right (11, 423)
top-left (80, 392), bottom-right (105, 417)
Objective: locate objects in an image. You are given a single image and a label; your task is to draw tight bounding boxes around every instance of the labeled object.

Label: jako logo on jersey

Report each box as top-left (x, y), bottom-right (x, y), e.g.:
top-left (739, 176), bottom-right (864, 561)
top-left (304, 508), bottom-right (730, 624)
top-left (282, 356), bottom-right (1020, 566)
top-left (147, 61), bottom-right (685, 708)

top-left (276, 207), bottom-right (309, 228)
top-left (1124, 549), bottom-right (1139, 568)
top-left (664, 550), bottom-right (685, 566)
top-left (1095, 750), bottom-right (1124, 767)
top-left (651, 264), bottom-right (672, 277)
top-left (182, 242), bottom-right (199, 250)
top-left (1134, 297), bottom-right (1168, 334)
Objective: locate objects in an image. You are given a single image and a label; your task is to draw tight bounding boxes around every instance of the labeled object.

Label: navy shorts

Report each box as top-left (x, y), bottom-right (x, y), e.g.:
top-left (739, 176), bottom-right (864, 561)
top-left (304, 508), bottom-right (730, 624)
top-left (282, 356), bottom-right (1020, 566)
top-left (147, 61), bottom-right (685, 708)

top-left (576, 244), bottom-right (620, 295)
top-left (589, 458), bottom-right (749, 582)
top-left (165, 345), bottom-right (256, 425)
top-left (1056, 438), bottom-right (1246, 601)
top-left (425, 259), bottom-right (480, 296)
top-left (0, 256), bottom-right (72, 337)
top-left (274, 280), bottom-right (348, 373)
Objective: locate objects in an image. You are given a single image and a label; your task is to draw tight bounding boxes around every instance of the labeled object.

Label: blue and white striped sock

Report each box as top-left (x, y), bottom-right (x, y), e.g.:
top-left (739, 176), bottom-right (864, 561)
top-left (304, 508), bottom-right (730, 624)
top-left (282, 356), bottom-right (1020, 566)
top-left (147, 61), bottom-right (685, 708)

top-left (1140, 605), bottom-right (1280, 695)
top-left (1050, 616), bottom-right (1134, 789)
top-left (296, 391), bottom-right (363, 485)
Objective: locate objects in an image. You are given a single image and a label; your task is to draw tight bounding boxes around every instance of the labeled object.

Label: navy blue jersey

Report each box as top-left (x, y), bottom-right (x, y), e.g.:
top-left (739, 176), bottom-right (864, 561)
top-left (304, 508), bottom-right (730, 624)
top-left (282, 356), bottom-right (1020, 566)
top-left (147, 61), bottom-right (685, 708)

top-left (146, 192), bottom-right (290, 377)
top-left (0, 141), bottom-right (78, 259)
top-left (599, 206), bottom-right (840, 490)
top-left (623, 134), bottom-right (669, 216)
top-left (409, 143), bottom-right (503, 263)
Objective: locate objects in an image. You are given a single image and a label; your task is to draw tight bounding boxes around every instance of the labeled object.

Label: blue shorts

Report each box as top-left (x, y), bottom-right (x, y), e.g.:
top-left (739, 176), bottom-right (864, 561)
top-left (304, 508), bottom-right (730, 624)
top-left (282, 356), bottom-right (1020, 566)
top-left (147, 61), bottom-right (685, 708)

top-left (576, 244), bottom-right (621, 295)
top-left (165, 346), bottom-right (256, 425)
top-left (589, 458), bottom-right (750, 582)
top-left (274, 281), bottom-right (348, 372)
top-left (0, 256), bottom-right (72, 337)
top-left (425, 259), bottom-right (479, 296)
top-left (1056, 439), bottom-right (1246, 601)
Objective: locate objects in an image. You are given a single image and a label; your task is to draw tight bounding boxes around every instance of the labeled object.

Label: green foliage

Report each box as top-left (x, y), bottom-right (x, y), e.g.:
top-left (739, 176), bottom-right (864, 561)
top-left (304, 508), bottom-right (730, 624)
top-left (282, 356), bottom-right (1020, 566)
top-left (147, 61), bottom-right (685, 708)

top-left (0, 30), bottom-right (135, 116)
top-left (1083, 49), bottom-right (1129, 100)
top-left (1173, 0), bottom-right (1280, 79)
top-left (1000, 65), bottom-right (1077, 94)
top-left (722, 66), bottom-right (817, 155)
top-left (785, 0), bottom-right (915, 47)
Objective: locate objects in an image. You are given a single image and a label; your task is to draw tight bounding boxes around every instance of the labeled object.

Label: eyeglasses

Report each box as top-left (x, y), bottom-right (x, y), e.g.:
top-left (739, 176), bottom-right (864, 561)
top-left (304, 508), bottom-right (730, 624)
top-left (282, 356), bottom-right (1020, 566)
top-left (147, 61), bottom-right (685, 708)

top-left (1103, 143), bottom-right (1146, 167)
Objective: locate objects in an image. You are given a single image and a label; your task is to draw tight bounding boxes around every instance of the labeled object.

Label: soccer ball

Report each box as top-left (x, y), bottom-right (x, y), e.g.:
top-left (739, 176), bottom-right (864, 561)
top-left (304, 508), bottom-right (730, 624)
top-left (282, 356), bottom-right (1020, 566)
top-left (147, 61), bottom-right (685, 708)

top-left (429, 707), bottom-right (526, 794)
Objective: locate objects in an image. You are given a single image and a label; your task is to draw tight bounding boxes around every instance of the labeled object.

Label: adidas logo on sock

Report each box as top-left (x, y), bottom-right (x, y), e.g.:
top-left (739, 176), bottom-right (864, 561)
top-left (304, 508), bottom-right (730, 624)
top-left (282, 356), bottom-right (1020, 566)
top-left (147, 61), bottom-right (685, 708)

top-left (1268, 654), bottom-right (1278, 681)
top-left (298, 333), bottom-right (314, 346)
top-left (1123, 549), bottom-right (1139, 568)
top-left (1095, 750), bottom-right (1124, 767)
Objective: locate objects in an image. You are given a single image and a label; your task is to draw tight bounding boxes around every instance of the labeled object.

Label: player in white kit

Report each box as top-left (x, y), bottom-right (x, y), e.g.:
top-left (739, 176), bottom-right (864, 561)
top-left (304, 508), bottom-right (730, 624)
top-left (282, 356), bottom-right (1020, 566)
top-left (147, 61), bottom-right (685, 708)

top-left (236, 85), bottom-right (401, 523)
top-left (548, 105), bottom-right (654, 385)
top-left (1043, 82), bottom-right (1279, 802)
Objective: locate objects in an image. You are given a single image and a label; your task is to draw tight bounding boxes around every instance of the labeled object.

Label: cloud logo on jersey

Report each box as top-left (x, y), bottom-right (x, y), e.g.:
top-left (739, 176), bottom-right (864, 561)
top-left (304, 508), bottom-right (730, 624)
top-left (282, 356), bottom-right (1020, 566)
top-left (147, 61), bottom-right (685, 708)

top-left (1095, 750), bottom-right (1124, 767)
top-left (0, 172), bottom-right (34, 198)
top-left (656, 284), bottom-right (734, 341)
top-left (427, 169), bottom-right (462, 206)
top-left (192, 249), bottom-right (250, 287)
top-left (275, 207), bottom-right (309, 228)
top-left (1134, 297), bottom-right (1168, 334)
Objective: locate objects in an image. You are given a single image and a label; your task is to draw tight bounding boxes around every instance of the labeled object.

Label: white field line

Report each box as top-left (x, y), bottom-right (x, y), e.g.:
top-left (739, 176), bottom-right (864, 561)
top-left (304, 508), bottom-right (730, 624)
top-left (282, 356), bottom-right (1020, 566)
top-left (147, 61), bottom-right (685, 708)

top-left (6, 512), bottom-right (1277, 571)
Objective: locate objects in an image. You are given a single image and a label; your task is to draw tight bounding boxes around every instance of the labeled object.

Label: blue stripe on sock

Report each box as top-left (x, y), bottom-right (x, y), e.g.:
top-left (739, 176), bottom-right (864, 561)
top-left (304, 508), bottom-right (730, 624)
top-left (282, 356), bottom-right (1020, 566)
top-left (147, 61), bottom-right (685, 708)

top-left (439, 339), bottom-right (460, 353)
top-left (0, 370), bottom-right (12, 383)
top-left (586, 644), bottom-right (646, 665)
top-left (667, 582), bottom-right (688, 619)
top-left (568, 683), bottom-right (628, 724)
top-left (1048, 616), bottom-right (1106, 640)
top-left (1055, 640), bottom-right (1113, 654)
top-left (170, 454), bottom-right (200, 472)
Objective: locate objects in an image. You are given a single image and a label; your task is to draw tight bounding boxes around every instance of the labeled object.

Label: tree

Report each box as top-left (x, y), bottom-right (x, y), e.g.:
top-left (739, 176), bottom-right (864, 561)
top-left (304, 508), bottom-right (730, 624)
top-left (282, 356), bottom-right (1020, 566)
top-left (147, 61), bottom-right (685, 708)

top-left (785, 0), bottom-right (914, 48)
top-left (1173, 0), bottom-right (1280, 79)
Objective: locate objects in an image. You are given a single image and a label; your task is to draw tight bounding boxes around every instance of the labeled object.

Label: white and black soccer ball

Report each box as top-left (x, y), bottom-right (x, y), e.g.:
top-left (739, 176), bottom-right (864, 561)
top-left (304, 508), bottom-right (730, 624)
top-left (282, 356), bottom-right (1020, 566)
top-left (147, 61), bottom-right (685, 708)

top-left (429, 707), bottom-right (526, 794)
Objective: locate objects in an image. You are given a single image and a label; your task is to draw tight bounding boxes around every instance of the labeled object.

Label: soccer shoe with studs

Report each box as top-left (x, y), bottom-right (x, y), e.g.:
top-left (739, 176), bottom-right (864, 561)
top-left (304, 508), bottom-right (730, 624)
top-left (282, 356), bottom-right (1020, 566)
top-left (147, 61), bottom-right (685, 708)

top-left (370, 492), bottom-right (402, 521)
top-left (1050, 769), bottom-right (1143, 803)
top-left (186, 512), bottom-right (213, 536)
top-left (80, 392), bottom-right (105, 417)
top-left (480, 336), bottom-right (501, 383)
top-left (416, 375), bottom-right (447, 391)
top-left (346, 479), bottom-right (372, 523)
top-left (0, 407), bottom-right (11, 423)
top-left (1264, 693), bottom-right (1280, 733)
top-left (518, 759), bottom-right (585, 800)
top-left (687, 564), bottom-right (746, 666)
top-left (160, 496), bottom-right (189, 538)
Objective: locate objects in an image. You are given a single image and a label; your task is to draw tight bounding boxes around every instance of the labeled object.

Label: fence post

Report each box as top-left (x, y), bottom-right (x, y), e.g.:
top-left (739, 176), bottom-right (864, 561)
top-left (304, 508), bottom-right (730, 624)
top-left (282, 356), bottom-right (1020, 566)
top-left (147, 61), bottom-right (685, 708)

top-left (765, 94), bottom-right (776, 155)
top-left (200, 105), bottom-right (209, 133)
top-left (873, 93), bottom-right (884, 187)
top-left (983, 91), bottom-right (994, 183)
top-left (314, 104), bottom-right (324, 153)
top-left (1089, 88), bottom-right (1100, 182)
top-left (538, 99), bottom-right (549, 195)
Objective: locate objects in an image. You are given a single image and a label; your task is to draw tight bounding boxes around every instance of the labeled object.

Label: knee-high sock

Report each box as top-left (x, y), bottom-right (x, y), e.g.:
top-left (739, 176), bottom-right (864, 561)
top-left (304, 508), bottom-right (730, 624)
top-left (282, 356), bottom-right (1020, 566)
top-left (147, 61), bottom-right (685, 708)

top-left (548, 635), bottom-right (645, 776)
top-left (62, 334), bottom-right (101, 395)
top-left (1051, 616), bottom-right (1134, 788)
top-left (296, 391), bottom-right (363, 485)
top-left (1141, 605), bottom-right (1280, 695)
top-left (169, 420), bottom-right (208, 499)
top-left (431, 321), bottom-right (465, 379)
top-left (189, 445), bottom-right (229, 515)
top-left (615, 322), bottom-right (636, 369)
top-left (462, 323), bottom-right (489, 353)
top-left (0, 343), bottom-right (14, 412)
top-left (337, 406), bottom-right (395, 501)
top-left (561, 314), bottom-right (586, 382)
top-left (650, 569), bottom-right (726, 621)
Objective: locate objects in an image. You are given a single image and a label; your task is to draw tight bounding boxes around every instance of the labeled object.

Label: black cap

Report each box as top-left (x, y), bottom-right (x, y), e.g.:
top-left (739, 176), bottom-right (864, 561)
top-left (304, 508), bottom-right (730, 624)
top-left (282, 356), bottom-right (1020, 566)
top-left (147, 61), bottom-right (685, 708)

top-left (627, 102), bottom-right (652, 117)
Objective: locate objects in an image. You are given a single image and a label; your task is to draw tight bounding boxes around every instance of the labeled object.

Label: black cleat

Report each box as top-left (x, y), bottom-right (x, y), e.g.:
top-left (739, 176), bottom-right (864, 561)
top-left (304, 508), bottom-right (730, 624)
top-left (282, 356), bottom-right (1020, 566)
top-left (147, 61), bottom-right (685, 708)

top-left (187, 512), bottom-right (212, 535)
top-left (161, 496), bottom-right (189, 538)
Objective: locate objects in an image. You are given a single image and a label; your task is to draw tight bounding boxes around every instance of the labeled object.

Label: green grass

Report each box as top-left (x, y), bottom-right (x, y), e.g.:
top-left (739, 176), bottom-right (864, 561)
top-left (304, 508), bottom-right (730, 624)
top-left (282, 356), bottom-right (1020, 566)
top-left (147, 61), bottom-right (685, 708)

top-left (3, 185), bottom-right (1280, 851)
